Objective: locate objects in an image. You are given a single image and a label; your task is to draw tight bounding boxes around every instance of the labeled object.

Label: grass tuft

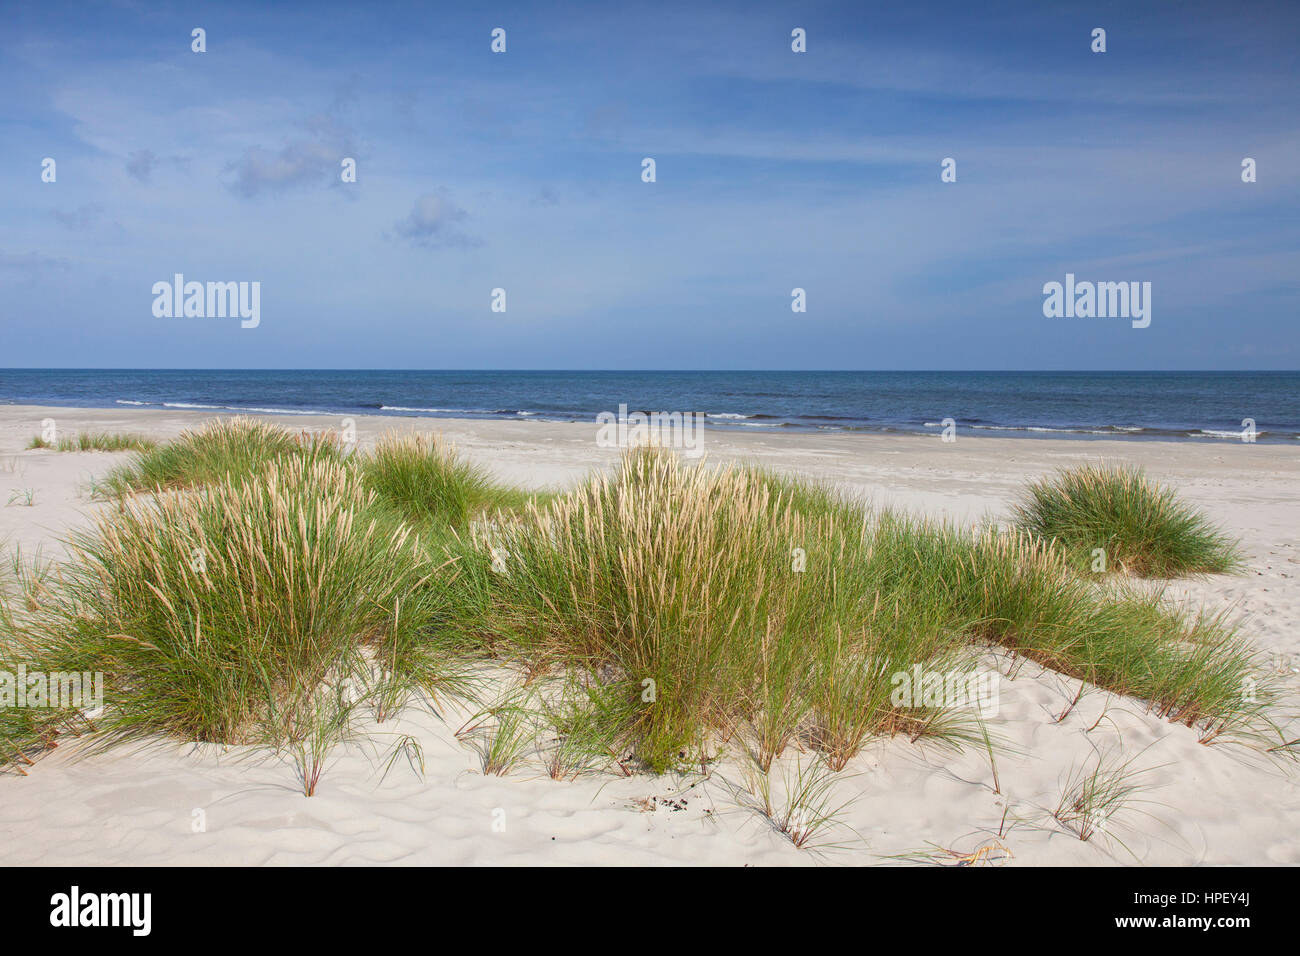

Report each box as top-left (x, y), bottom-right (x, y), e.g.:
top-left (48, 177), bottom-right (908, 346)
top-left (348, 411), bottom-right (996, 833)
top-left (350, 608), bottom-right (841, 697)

top-left (97, 417), bottom-right (340, 498)
top-left (359, 431), bottom-right (539, 529)
top-left (1053, 747), bottom-right (1163, 853)
top-left (1011, 463), bottom-right (1242, 577)
top-left (456, 449), bottom-right (1270, 773)
top-left (14, 456), bottom-right (467, 791)
top-left (29, 432), bottom-right (157, 453)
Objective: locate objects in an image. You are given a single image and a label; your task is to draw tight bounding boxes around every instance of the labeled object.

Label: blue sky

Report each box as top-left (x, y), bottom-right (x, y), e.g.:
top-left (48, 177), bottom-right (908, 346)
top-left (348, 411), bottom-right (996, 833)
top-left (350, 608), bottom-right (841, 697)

top-left (2, 0), bottom-right (1298, 369)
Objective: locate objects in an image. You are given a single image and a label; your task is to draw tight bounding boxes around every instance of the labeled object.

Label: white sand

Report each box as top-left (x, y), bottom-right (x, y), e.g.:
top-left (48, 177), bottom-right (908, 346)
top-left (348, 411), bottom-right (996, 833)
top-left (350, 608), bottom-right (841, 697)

top-left (1, 404), bottom-right (1297, 866)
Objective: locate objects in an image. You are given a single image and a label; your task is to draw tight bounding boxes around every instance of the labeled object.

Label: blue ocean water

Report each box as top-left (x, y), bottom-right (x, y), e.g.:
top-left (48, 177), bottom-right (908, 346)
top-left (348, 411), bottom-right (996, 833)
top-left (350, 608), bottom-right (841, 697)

top-left (1, 370), bottom-right (1297, 443)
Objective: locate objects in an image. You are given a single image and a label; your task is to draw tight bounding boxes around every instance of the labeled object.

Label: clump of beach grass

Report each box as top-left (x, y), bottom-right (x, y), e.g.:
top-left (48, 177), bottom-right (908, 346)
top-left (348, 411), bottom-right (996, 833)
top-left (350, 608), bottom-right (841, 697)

top-left (1011, 463), bottom-right (1242, 577)
top-left (1053, 747), bottom-right (1165, 855)
top-left (534, 673), bottom-right (635, 780)
top-left (379, 733), bottom-right (428, 784)
top-left (911, 522), bottom-right (1265, 733)
top-left (748, 755), bottom-right (863, 851)
top-left (0, 549), bottom-right (93, 773)
top-left (97, 416), bottom-right (340, 498)
top-left (28, 432), bottom-right (157, 453)
top-left (464, 449), bottom-right (994, 773)
top-left (16, 456), bottom-right (468, 790)
top-left (458, 449), bottom-right (1273, 772)
top-left (2, 442), bottom-right (1280, 785)
top-left (6, 489), bottom-right (36, 507)
top-left (359, 431), bottom-right (538, 530)
top-left (0, 700), bottom-right (92, 775)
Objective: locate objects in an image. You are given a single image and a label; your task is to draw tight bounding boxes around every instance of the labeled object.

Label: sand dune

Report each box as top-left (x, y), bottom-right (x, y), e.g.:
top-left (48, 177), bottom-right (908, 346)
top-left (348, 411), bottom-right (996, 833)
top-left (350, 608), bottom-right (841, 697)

top-left (2, 404), bottom-right (1297, 866)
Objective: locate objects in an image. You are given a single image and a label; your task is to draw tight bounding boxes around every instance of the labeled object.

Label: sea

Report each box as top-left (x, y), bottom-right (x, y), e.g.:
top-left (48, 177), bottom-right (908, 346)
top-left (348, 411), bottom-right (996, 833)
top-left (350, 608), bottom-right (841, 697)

top-left (1, 370), bottom-right (1297, 443)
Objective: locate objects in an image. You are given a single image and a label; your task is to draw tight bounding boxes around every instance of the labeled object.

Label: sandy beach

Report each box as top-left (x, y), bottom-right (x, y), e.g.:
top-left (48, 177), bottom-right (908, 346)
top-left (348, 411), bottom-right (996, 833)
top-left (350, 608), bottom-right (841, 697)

top-left (1, 403), bottom-right (1297, 866)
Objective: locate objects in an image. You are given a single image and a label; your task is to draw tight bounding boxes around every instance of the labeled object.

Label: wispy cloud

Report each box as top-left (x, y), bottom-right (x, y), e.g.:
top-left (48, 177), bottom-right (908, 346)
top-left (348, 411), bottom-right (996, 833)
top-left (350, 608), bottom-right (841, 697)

top-left (225, 114), bottom-right (356, 198)
top-left (51, 203), bottom-right (103, 230)
top-left (125, 149), bottom-right (157, 183)
top-left (0, 251), bottom-right (72, 283)
top-left (392, 192), bottom-right (479, 248)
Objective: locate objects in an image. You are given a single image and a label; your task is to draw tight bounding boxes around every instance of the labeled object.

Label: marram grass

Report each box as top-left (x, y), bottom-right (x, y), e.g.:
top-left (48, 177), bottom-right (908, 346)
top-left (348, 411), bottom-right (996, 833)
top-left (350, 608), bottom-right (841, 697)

top-left (462, 450), bottom-right (971, 772)
top-left (0, 699), bottom-right (91, 775)
top-left (359, 430), bottom-right (541, 529)
top-left (460, 449), bottom-right (1273, 773)
top-left (27, 432), bottom-right (157, 453)
top-left (1011, 463), bottom-right (1242, 577)
top-left (0, 436), bottom-right (1282, 789)
top-left (0, 551), bottom-right (92, 773)
top-left (13, 456), bottom-right (469, 791)
top-left (97, 416), bottom-right (341, 498)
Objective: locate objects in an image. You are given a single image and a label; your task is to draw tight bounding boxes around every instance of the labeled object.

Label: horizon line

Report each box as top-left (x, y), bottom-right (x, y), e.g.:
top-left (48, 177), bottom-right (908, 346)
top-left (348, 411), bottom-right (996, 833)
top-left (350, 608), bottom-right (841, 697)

top-left (3, 368), bottom-right (1298, 375)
